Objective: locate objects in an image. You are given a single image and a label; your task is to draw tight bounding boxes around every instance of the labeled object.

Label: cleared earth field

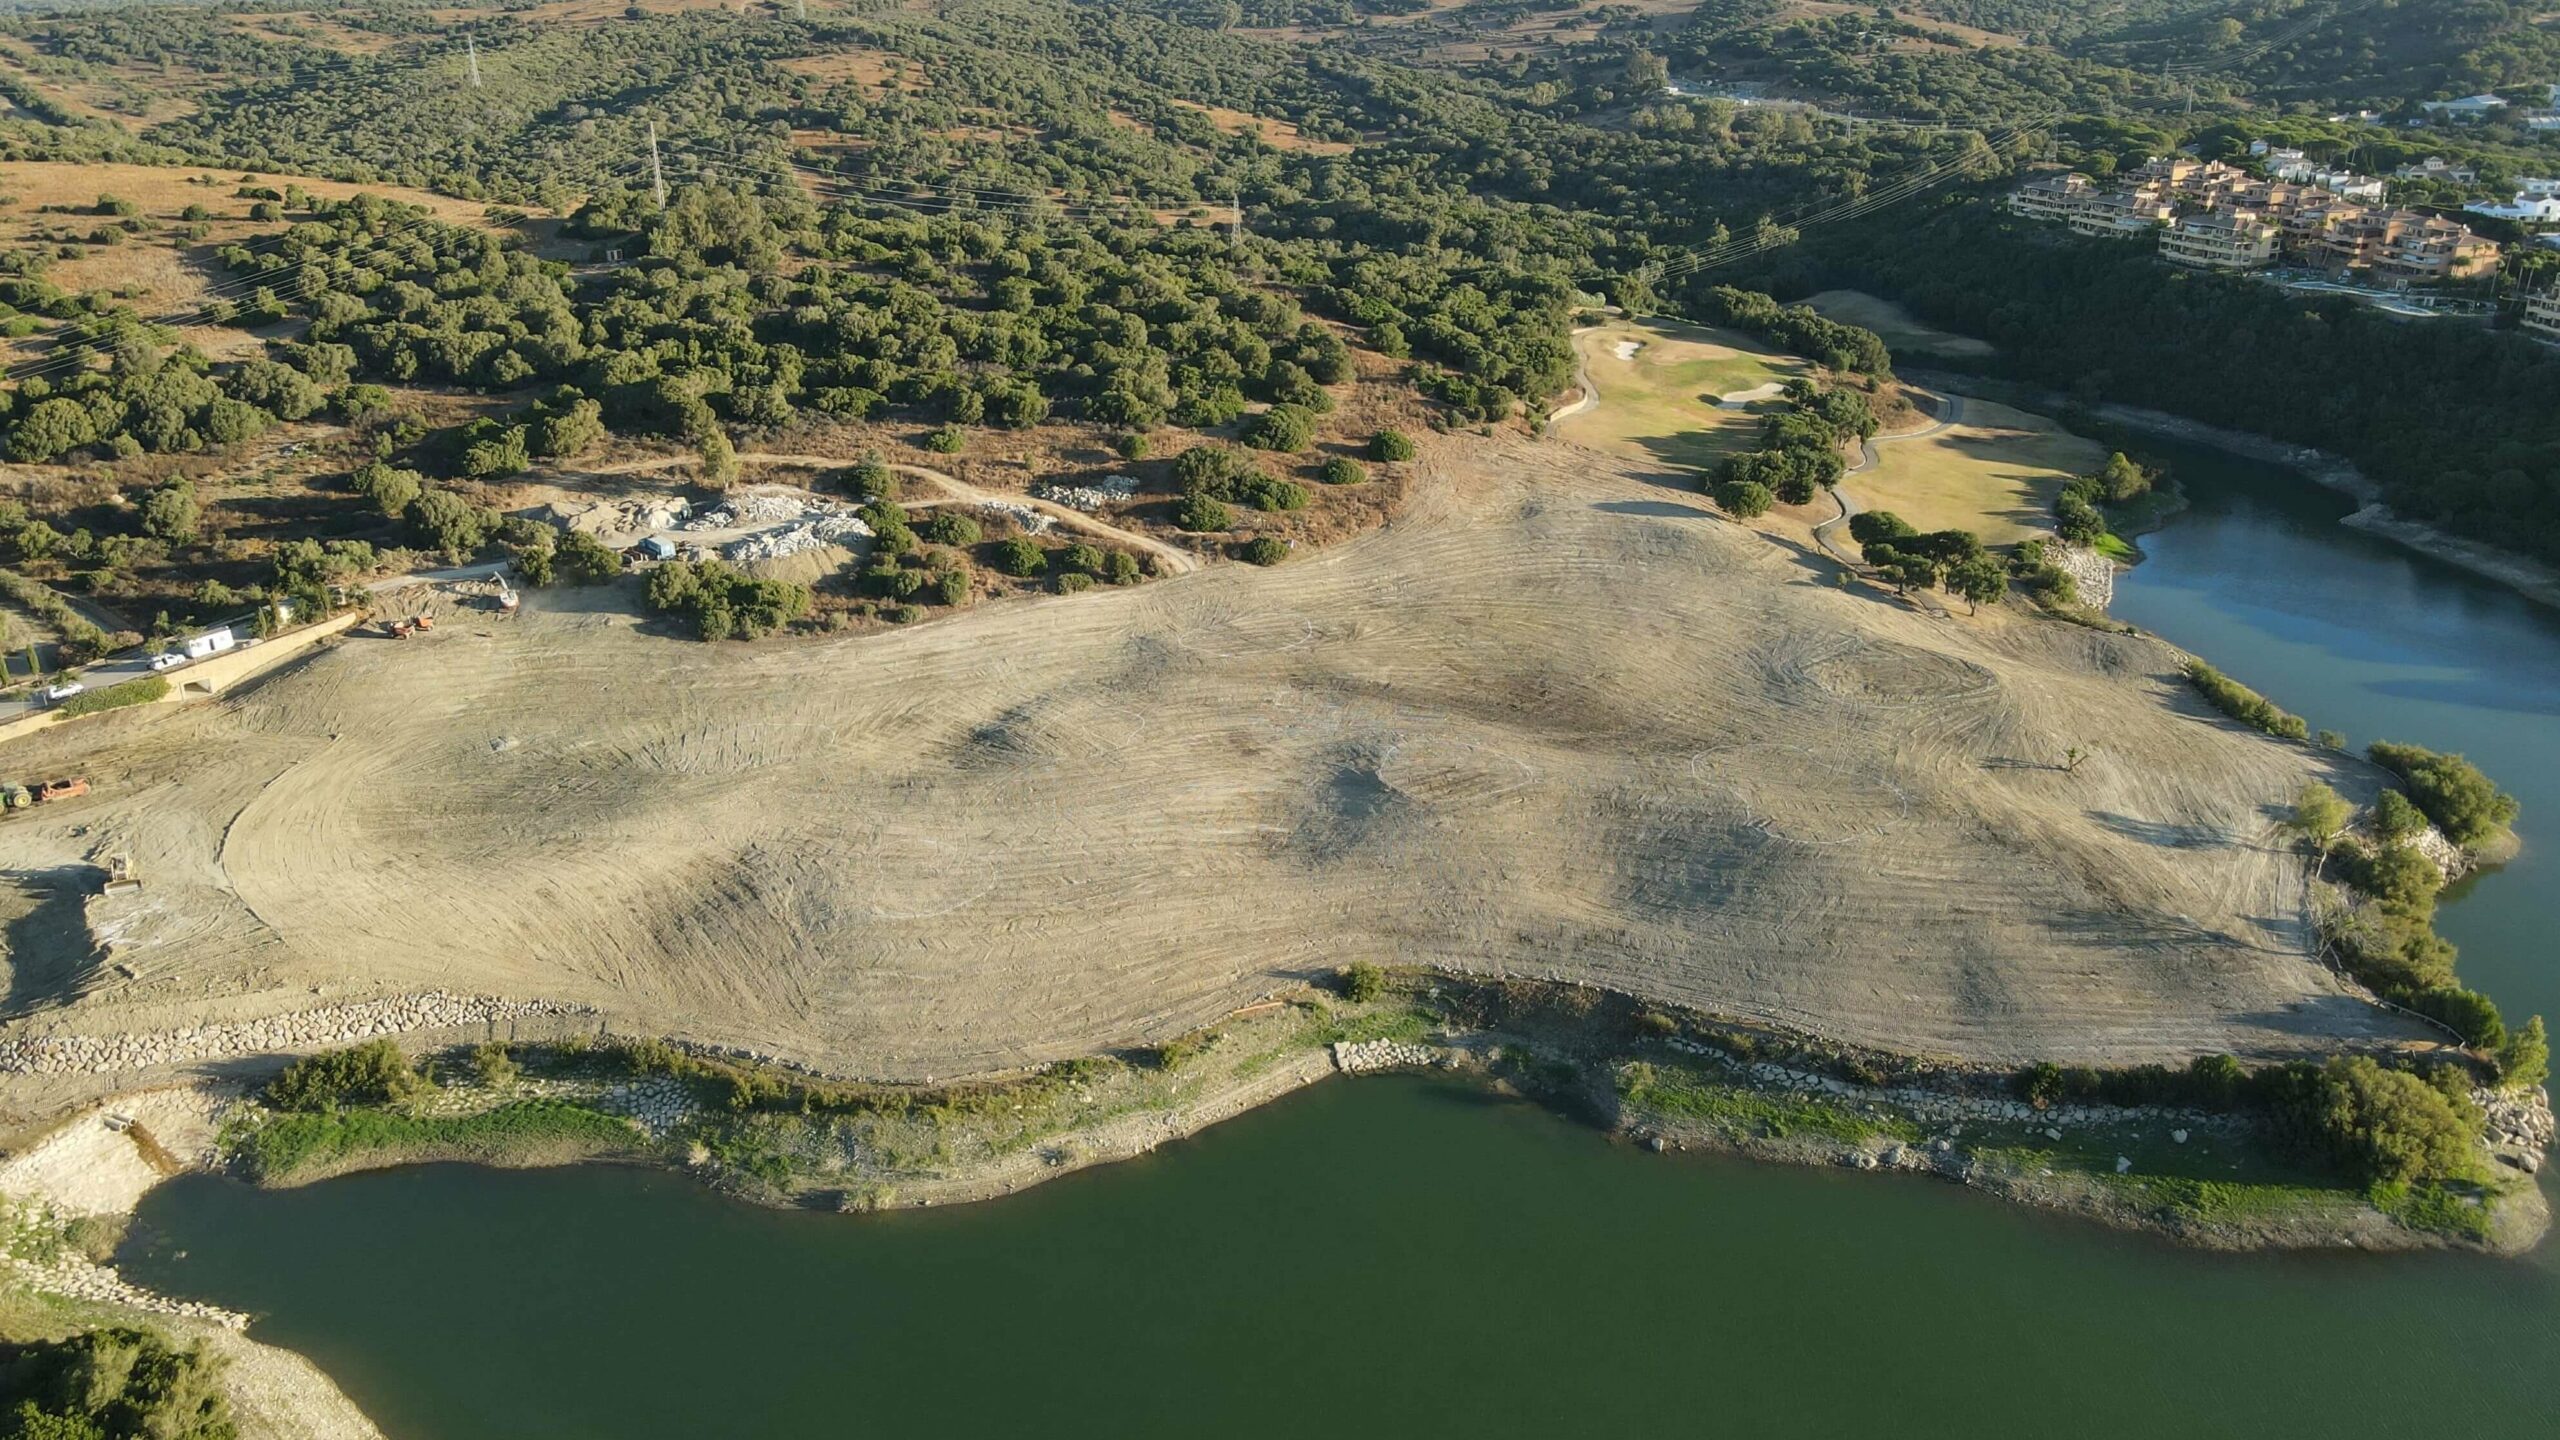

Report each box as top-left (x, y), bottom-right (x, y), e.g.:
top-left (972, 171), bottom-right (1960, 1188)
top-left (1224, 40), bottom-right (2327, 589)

top-left (1842, 396), bottom-right (2107, 545)
top-left (0, 433), bottom-right (2416, 1088)
top-left (1801, 289), bottom-right (1996, 360)
top-left (1552, 318), bottom-right (1804, 478)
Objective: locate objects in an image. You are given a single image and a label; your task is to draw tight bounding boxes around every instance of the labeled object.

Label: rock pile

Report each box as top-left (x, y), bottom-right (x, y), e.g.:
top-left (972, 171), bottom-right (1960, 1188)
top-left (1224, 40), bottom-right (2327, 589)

top-left (977, 500), bottom-right (1055, 535)
top-left (1331, 1039), bottom-right (1446, 1073)
top-left (0, 992), bottom-right (591, 1077)
top-left (724, 514), bottom-right (871, 563)
top-left (2480, 1086), bottom-right (2555, 1172)
top-left (1032, 476), bottom-right (1140, 513)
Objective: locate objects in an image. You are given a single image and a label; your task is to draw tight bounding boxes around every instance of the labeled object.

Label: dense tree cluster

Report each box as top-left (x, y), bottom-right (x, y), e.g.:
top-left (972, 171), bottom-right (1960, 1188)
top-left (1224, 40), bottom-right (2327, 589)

top-left (643, 557), bottom-right (813, 640)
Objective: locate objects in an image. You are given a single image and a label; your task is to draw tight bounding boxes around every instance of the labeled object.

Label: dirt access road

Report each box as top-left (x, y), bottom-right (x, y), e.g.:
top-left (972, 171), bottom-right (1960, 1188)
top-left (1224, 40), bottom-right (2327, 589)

top-left (596, 452), bottom-right (1203, 576)
top-left (0, 432), bottom-right (2419, 1098)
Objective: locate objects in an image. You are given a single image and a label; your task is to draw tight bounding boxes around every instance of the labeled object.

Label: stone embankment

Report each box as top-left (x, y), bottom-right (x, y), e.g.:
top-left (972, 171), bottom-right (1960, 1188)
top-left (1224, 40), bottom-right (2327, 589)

top-left (0, 992), bottom-right (592, 1077)
top-left (1666, 1039), bottom-right (2234, 1138)
top-left (2050, 543), bottom-right (2116, 609)
top-left (4, 1246), bottom-right (247, 1331)
top-left (595, 1077), bottom-right (698, 1138)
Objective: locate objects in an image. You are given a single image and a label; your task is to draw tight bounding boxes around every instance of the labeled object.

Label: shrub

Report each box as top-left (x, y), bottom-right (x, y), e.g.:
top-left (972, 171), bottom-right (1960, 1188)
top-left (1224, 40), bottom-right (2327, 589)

top-left (1238, 535), bottom-right (1288, 566)
top-left (556, 529), bottom-right (624, 585)
top-left (1242, 404), bottom-right (1317, 453)
top-left (1713, 478), bottom-right (1774, 518)
top-left (848, 456), bottom-right (894, 498)
top-left (994, 536), bottom-right (1047, 576)
top-left (267, 1038), bottom-right (425, 1112)
top-left (55, 674), bottom-right (169, 717)
top-left (471, 1042), bottom-right (519, 1086)
top-left (2258, 1056), bottom-right (2484, 1189)
top-left (921, 512), bottom-right (981, 547)
top-left (2183, 661), bottom-right (2309, 740)
top-left (1174, 493), bottom-right (1232, 532)
top-left (1059, 542), bottom-right (1104, 574)
top-left (1340, 961), bottom-right (1387, 1003)
top-left (933, 569), bottom-right (971, 606)
top-left (1116, 431), bottom-right (1151, 460)
top-left (1318, 456), bottom-right (1367, 485)
top-left (1369, 429), bottom-right (1416, 462)
top-left (1103, 550), bottom-right (1143, 585)
top-left (641, 558), bottom-right (811, 640)
top-left (0, 1327), bottom-right (232, 1440)
top-left (923, 425), bottom-right (966, 454)
top-left (1056, 571), bottom-right (1095, 593)
top-left (2366, 742), bottom-right (2519, 848)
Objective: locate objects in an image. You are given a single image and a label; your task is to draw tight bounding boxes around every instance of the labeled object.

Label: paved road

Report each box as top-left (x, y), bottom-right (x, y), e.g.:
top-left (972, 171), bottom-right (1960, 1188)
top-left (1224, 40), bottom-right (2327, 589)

top-left (1813, 389), bottom-right (1963, 565)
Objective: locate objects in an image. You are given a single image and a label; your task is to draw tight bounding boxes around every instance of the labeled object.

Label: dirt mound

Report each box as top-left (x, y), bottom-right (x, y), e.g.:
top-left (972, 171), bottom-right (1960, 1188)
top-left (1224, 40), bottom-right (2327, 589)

top-left (0, 435), bottom-right (2418, 1081)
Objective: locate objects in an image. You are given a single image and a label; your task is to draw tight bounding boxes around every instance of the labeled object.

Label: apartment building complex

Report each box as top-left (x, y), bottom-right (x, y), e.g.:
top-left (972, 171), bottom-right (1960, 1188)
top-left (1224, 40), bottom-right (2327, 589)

top-left (2526, 289), bottom-right (2560, 344)
top-left (2007, 155), bottom-right (2503, 284)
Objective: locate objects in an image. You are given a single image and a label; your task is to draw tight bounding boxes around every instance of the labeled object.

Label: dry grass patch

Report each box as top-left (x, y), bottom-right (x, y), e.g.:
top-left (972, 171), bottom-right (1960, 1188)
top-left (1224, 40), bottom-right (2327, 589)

top-left (1801, 289), bottom-right (1995, 360)
top-left (1840, 396), bottom-right (2105, 545)
top-left (1552, 316), bottom-right (1805, 477)
top-left (0, 161), bottom-right (539, 364)
top-left (1167, 99), bottom-right (1353, 155)
top-left (780, 48), bottom-right (926, 92)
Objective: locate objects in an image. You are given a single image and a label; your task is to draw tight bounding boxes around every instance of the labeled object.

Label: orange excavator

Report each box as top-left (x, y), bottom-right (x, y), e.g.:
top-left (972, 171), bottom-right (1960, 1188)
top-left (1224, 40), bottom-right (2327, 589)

top-left (383, 614), bottom-right (437, 639)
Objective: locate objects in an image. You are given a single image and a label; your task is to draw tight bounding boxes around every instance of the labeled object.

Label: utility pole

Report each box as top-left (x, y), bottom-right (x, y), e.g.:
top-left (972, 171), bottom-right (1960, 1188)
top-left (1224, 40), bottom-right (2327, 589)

top-left (1230, 186), bottom-right (1244, 258)
top-left (648, 120), bottom-right (668, 211)
top-left (465, 34), bottom-right (481, 89)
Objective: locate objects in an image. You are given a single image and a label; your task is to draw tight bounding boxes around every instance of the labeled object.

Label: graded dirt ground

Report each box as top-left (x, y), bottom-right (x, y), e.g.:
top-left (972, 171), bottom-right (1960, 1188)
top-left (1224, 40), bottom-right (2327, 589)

top-left (1552, 318), bottom-right (1804, 478)
top-left (0, 431), bottom-right (2420, 1089)
top-left (1801, 289), bottom-right (1998, 359)
top-left (1840, 396), bottom-right (2107, 544)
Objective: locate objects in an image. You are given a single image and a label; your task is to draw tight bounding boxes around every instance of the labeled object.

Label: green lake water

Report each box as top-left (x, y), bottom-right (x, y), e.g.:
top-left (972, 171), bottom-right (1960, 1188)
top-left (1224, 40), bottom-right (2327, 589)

top-left (120, 445), bottom-right (2560, 1438)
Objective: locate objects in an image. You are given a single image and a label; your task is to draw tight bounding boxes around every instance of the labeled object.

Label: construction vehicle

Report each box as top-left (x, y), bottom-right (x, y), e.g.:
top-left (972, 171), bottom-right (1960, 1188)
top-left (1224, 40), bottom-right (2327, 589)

top-left (495, 574), bottom-right (520, 614)
top-left (100, 853), bottom-right (140, 896)
top-left (383, 613), bottom-right (437, 639)
top-left (3, 777), bottom-right (88, 814)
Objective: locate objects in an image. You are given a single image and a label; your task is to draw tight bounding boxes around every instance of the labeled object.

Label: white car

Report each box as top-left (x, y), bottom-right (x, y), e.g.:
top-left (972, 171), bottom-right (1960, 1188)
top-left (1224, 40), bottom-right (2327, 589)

top-left (148, 652), bottom-right (185, 672)
top-left (40, 682), bottom-right (84, 705)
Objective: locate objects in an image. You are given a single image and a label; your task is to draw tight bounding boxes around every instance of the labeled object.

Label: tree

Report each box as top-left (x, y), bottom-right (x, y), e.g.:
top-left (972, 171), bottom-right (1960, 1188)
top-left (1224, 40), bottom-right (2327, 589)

top-left (1238, 535), bottom-right (1287, 565)
top-left (1242, 404), bottom-right (1316, 453)
top-left (994, 536), bottom-right (1046, 576)
top-left (1174, 493), bottom-right (1232, 532)
top-left (1370, 430), bottom-right (1416, 462)
top-left (922, 512), bottom-right (981, 548)
top-left (2366, 742), bottom-right (2519, 847)
top-left (2095, 451), bottom-right (2154, 503)
top-left (406, 490), bottom-right (497, 558)
top-left (2498, 1016), bottom-right (2549, 1089)
top-left (1713, 478), bottom-right (1774, 518)
top-left (1318, 457), bottom-right (1367, 485)
top-left (2055, 493), bottom-right (2105, 545)
top-left (530, 396), bottom-right (606, 459)
top-left (1946, 554), bottom-right (2007, 614)
top-left (2062, 744), bottom-right (2092, 775)
top-left (699, 429), bottom-right (740, 489)
top-left (2287, 782), bottom-right (2354, 860)
top-left (2373, 789), bottom-right (2426, 845)
top-left (10, 398), bottom-right (96, 463)
top-left (139, 481), bottom-right (200, 543)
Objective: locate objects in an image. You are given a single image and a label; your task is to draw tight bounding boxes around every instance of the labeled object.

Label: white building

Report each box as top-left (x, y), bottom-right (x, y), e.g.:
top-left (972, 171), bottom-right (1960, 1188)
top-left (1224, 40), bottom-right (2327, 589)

top-left (2469, 194), bottom-right (2560, 224)
top-left (2423, 94), bottom-right (2510, 123)
top-left (2524, 288), bottom-right (2560, 344)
